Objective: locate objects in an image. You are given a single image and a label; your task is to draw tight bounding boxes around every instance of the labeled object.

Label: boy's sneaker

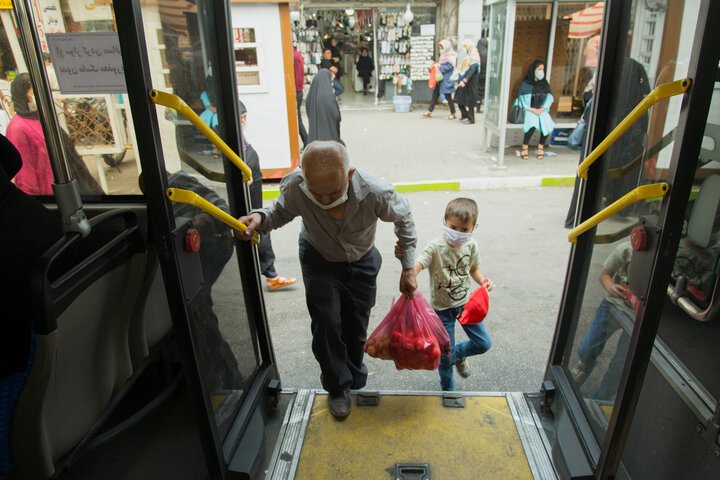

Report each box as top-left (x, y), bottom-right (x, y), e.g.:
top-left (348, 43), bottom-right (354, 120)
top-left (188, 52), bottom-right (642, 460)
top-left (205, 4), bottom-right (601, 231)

top-left (455, 357), bottom-right (471, 378)
top-left (571, 361), bottom-right (590, 386)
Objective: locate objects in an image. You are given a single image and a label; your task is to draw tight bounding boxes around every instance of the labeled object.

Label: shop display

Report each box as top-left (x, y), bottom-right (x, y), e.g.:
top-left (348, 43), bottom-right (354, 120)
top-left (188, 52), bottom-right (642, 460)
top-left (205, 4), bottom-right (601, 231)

top-left (290, 7), bottom-right (436, 99)
top-left (409, 36), bottom-right (434, 81)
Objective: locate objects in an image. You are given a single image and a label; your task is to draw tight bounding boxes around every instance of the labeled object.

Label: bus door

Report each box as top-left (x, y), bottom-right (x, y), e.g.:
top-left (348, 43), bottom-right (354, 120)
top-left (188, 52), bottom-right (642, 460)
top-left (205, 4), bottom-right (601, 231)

top-left (108, 2), bottom-right (280, 478)
top-left (543, 1), bottom-right (720, 478)
top-left (11, 1), bottom-right (280, 477)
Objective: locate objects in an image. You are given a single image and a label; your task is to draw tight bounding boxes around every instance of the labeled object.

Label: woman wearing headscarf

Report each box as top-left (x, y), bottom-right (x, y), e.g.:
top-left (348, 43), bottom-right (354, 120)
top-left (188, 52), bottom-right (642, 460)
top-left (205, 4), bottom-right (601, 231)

top-left (516, 60), bottom-right (554, 159)
top-left (422, 39), bottom-right (457, 119)
top-left (306, 69), bottom-right (343, 145)
top-left (6, 73), bottom-right (103, 195)
top-left (238, 100), bottom-right (296, 290)
top-left (453, 40), bottom-right (482, 124)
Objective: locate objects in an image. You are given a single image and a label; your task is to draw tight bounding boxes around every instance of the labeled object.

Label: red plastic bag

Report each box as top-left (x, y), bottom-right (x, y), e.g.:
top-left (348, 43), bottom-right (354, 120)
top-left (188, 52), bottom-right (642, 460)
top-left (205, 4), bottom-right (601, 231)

top-left (364, 292), bottom-right (451, 370)
top-left (458, 279), bottom-right (490, 325)
top-left (428, 64), bottom-right (437, 89)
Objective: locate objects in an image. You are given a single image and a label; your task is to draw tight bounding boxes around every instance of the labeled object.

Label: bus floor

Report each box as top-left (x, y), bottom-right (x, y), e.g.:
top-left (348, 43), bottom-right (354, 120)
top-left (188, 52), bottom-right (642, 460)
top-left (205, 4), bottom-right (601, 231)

top-left (267, 390), bottom-right (557, 480)
top-left (58, 381), bottom-right (557, 479)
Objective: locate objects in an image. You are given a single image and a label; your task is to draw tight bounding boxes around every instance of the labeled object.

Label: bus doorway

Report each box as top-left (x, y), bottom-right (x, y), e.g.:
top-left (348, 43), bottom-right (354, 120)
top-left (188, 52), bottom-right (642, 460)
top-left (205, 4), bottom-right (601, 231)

top-left (3, 0), bottom-right (720, 479)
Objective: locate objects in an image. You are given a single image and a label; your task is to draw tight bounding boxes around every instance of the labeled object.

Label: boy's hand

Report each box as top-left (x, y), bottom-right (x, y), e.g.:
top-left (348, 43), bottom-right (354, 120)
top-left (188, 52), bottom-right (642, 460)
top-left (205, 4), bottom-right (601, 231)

top-left (607, 283), bottom-right (628, 299)
top-left (394, 242), bottom-right (404, 261)
top-left (484, 278), bottom-right (495, 292)
top-left (400, 268), bottom-right (417, 298)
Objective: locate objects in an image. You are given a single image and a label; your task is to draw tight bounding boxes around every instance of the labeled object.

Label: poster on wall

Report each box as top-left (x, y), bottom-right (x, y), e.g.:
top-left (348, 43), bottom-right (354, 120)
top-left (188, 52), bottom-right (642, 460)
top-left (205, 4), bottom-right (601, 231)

top-left (31, 0), bottom-right (65, 52)
top-left (68, 0), bottom-right (113, 22)
top-left (46, 33), bottom-right (127, 94)
top-left (233, 26), bottom-right (265, 91)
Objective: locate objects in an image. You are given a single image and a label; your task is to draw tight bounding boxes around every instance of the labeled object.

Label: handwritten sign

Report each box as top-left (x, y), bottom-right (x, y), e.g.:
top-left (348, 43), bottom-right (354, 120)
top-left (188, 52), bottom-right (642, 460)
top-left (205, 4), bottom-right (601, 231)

top-left (46, 33), bottom-right (127, 94)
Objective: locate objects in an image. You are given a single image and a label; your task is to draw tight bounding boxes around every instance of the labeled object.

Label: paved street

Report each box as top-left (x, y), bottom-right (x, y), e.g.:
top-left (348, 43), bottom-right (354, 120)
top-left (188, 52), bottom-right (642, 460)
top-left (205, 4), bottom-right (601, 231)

top-left (206, 107), bottom-right (583, 394)
top-left (261, 187), bottom-right (574, 393)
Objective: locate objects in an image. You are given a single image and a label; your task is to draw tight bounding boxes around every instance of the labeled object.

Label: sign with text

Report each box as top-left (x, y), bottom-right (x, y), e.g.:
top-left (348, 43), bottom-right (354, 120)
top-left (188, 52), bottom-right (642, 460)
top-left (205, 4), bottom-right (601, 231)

top-left (420, 24), bottom-right (435, 36)
top-left (46, 33), bottom-right (127, 94)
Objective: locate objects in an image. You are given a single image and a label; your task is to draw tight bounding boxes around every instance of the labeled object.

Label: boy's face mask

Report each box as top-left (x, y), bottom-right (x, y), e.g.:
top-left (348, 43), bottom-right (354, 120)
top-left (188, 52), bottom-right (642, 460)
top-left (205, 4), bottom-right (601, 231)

top-left (442, 225), bottom-right (473, 247)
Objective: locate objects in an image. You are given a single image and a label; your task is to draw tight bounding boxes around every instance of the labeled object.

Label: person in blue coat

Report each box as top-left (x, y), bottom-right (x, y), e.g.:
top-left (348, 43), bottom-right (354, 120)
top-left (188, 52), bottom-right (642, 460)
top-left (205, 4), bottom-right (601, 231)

top-left (422, 39), bottom-right (457, 120)
top-left (517, 60), bottom-right (554, 159)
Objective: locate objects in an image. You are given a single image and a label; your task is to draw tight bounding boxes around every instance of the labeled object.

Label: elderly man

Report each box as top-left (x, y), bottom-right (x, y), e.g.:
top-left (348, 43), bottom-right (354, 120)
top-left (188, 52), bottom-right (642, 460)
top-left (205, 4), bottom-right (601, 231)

top-left (236, 140), bottom-right (417, 420)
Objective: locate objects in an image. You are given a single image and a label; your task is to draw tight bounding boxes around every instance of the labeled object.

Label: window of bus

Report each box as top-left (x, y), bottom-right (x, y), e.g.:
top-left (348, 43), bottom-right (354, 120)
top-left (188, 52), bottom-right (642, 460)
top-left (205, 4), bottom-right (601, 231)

top-left (3, 1), bottom-right (142, 197)
top-left (561, 0), bottom-right (697, 443)
top-left (137, 0), bottom-right (260, 441)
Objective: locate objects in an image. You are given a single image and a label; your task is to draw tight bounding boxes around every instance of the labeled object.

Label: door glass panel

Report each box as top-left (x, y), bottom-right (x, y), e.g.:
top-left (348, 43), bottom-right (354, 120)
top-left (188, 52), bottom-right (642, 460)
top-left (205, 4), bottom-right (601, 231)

top-left (562, 0), bottom-right (689, 441)
top-left (656, 77), bottom-right (720, 399)
top-left (4, 0), bottom-right (143, 196)
top-left (135, 0), bottom-right (260, 440)
top-left (485, 2), bottom-right (507, 126)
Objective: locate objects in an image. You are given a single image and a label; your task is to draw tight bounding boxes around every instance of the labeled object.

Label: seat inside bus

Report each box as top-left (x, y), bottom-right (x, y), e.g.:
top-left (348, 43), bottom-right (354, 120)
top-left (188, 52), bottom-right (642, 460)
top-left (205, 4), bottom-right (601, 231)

top-left (9, 209), bottom-right (150, 479)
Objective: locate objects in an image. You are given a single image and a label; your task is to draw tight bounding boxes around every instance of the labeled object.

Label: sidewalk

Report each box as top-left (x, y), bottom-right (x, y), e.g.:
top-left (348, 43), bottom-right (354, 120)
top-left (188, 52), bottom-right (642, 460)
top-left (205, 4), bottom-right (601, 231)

top-left (264, 106), bottom-right (580, 198)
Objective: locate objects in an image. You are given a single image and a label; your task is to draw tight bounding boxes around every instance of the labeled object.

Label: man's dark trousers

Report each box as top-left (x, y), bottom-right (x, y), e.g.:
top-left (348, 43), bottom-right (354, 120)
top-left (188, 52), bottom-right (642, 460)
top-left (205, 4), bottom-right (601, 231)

top-left (299, 237), bottom-right (381, 394)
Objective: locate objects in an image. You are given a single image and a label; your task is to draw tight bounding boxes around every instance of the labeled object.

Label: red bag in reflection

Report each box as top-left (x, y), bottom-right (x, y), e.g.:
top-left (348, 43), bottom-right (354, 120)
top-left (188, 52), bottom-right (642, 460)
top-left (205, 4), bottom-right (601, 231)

top-left (364, 292), bottom-right (451, 370)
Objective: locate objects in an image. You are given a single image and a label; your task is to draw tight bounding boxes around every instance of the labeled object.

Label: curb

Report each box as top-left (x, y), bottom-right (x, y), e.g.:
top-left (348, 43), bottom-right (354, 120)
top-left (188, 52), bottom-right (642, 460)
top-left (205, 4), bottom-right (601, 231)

top-left (262, 175), bottom-right (576, 199)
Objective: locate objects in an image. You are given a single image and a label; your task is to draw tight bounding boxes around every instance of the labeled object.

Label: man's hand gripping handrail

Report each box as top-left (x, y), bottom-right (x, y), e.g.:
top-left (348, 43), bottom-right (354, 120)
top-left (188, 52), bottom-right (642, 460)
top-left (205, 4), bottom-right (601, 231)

top-left (166, 188), bottom-right (260, 245)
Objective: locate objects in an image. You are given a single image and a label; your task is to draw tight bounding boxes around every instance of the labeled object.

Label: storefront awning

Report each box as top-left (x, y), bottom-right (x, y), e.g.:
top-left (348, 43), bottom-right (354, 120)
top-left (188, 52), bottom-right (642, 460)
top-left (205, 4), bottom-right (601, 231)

top-left (564, 2), bottom-right (604, 39)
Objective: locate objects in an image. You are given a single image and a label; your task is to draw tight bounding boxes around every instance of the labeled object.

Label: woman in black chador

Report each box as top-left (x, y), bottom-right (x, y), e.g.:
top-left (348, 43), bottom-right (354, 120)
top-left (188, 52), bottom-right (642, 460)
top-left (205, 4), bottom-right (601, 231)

top-left (306, 69), bottom-right (343, 145)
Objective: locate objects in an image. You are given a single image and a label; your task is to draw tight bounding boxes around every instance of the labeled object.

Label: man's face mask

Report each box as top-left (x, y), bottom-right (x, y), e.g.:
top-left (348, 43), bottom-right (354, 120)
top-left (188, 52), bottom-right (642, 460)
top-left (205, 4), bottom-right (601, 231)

top-left (301, 182), bottom-right (349, 210)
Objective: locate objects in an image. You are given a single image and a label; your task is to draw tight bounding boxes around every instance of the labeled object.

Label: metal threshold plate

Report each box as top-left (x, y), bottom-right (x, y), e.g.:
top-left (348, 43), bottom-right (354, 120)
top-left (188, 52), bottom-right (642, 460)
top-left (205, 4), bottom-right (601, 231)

top-left (289, 392), bottom-right (554, 480)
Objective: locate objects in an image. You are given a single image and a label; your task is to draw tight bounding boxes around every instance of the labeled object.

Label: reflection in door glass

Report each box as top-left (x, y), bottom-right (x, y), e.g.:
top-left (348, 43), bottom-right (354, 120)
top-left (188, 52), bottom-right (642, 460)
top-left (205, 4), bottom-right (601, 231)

top-left (563, 0), bottom-right (690, 441)
top-left (139, 0), bottom-right (261, 440)
top-left (657, 85), bottom-right (720, 400)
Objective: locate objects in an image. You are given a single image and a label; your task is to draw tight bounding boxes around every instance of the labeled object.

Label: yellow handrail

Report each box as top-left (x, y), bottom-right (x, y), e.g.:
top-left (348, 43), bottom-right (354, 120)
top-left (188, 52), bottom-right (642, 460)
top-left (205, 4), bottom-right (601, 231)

top-left (149, 89), bottom-right (252, 182)
top-left (577, 78), bottom-right (690, 180)
top-left (166, 188), bottom-right (260, 245)
top-left (568, 183), bottom-right (669, 243)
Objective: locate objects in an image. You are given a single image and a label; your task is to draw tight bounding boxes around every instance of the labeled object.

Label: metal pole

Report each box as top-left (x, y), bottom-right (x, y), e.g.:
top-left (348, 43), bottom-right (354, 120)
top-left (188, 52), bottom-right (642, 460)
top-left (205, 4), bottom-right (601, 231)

top-left (13, 0), bottom-right (90, 236)
top-left (14, 0), bottom-right (69, 183)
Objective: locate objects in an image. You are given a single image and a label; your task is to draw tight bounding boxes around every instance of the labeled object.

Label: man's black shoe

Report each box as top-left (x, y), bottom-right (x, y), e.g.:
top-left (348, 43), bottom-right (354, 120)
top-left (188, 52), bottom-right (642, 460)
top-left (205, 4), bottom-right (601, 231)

top-left (327, 389), bottom-right (351, 420)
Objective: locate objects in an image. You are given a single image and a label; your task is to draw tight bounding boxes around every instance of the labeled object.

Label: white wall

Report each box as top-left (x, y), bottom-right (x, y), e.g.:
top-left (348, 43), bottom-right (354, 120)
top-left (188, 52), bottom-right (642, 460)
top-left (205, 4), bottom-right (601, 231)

top-left (232, 4), bottom-right (291, 170)
top-left (457, 0), bottom-right (484, 62)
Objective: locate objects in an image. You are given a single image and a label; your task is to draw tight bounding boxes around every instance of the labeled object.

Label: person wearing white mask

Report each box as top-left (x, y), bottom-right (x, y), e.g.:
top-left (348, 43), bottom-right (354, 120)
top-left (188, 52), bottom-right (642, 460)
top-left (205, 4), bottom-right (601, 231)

top-left (516, 60), bottom-right (555, 160)
top-left (400, 197), bottom-right (495, 391)
top-left (235, 140), bottom-right (418, 420)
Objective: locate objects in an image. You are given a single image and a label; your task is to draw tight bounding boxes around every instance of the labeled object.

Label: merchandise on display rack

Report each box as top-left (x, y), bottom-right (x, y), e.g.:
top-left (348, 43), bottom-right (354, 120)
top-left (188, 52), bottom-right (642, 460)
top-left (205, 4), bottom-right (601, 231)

top-left (291, 9), bottom-right (374, 93)
top-left (409, 36), bottom-right (433, 81)
top-left (290, 5), bottom-right (436, 100)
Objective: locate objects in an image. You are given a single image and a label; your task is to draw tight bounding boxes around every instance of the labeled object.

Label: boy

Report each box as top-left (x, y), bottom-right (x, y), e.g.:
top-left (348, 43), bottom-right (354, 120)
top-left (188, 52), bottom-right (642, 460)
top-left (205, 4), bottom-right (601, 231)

top-left (402, 198), bottom-right (495, 391)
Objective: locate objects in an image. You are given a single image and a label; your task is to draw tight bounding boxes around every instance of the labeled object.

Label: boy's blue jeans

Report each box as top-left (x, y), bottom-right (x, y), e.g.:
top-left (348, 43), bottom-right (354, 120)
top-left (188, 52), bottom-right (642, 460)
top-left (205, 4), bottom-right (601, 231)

top-left (576, 298), bottom-right (633, 400)
top-left (436, 305), bottom-right (492, 391)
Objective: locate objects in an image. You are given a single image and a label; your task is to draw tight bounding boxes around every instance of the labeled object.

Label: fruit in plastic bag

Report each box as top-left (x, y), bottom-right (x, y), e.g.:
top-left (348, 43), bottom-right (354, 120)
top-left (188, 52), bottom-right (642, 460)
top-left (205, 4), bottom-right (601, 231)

top-left (364, 292), bottom-right (450, 371)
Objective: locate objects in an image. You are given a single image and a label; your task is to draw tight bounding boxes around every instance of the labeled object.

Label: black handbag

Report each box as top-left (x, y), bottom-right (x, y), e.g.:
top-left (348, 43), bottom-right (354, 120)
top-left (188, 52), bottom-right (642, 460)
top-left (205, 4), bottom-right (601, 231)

top-left (508, 101), bottom-right (524, 124)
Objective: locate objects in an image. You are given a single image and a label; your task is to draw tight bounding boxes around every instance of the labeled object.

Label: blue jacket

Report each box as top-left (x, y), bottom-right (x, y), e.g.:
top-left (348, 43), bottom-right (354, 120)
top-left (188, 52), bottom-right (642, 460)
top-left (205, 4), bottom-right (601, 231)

top-left (438, 62), bottom-right (456, 96)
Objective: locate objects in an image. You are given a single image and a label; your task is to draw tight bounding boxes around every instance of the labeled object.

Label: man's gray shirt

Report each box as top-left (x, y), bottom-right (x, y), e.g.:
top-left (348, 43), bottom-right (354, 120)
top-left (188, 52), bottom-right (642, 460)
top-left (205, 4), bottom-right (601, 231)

top-left (252, 168), bottom-right (417, 269)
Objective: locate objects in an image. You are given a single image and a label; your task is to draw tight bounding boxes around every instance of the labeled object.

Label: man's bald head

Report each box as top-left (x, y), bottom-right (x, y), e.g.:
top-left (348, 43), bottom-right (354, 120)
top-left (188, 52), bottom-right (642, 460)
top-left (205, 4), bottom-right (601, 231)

top-left (301, 141), bottom-right (350, 179)
top-left (301, 141), bottom-right (354, 207)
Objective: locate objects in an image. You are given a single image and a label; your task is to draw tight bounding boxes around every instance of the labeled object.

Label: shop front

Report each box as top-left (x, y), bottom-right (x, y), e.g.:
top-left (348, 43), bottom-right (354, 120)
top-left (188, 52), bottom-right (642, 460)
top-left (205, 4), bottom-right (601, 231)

top-left (291, 2), bottom-right (439, 108)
